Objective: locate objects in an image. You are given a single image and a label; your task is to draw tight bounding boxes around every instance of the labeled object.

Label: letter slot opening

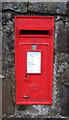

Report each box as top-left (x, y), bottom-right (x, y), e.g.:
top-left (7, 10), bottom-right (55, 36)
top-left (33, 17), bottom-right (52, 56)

top-left (19, 30), bottom-right (50, 35)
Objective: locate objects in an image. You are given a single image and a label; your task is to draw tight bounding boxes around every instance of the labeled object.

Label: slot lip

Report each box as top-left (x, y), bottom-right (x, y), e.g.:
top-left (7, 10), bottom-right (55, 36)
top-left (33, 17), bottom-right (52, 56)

top-left (18, 35), bottom-right (51, 38)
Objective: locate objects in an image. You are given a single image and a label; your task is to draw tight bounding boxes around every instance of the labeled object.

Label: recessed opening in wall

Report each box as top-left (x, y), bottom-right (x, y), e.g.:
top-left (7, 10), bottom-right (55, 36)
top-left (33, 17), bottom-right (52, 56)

top-left (19, 30), bottom-right (50, 35)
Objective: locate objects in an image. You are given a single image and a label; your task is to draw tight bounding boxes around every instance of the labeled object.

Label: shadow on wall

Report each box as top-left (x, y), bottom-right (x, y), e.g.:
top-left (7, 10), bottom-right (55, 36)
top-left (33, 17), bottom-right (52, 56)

top-left (2, 118), bottom-right (67, 120)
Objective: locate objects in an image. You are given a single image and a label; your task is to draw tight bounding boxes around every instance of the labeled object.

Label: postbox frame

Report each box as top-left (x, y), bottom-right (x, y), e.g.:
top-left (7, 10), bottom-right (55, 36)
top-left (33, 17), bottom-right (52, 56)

top-left (15, 16), bottom-right (54, 105)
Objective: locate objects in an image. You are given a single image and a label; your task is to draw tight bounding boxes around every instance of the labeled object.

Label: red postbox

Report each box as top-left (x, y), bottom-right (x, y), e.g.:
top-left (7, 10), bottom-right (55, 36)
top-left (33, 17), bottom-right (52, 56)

top-left (15, 16), bottom-right (54, 105)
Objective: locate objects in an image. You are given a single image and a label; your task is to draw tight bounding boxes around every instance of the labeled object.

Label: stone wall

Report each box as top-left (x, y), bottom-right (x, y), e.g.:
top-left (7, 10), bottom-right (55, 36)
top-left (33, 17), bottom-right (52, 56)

top-left (2, 2), bottom-right (69, 119)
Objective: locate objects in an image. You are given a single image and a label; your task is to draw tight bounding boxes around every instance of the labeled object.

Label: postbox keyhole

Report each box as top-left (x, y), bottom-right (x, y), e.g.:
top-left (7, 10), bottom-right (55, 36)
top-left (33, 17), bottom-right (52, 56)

top-left (25, 74), bottom-right (30, 82)
top-left (25, 74), bottom-right (29, 78)
top-left (32, 45), bottom-right (36, 50)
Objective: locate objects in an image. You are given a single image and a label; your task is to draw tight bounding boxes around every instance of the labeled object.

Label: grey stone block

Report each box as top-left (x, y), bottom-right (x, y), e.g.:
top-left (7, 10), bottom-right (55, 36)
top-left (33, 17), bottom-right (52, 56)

top-left (58, 63), bottom-right (69, 85)
top-left (28, 2), bottom-right (67, 14)
top-left (2, 13), bottom-right (12, 24)
top-left (2, 118), bottom-right (42, 120)
top-left (57, 52), bottom-right (69, 116)
top-left (0, 2), bottom-right (2, 12)
top-left (60, 85), bottom-right (69, 116)
top-left (0, 78), bottom-right (2, 116)
top-left (2, 34), bottom-right (15, 114)
top-left (57, 21), bottom-right (68, 53)
top-left (66, 1), bottom-right (69, 15)
top-left (2, 13), bottom-right (14, 56)
top-left (2, 2), bottom-right (27, 13)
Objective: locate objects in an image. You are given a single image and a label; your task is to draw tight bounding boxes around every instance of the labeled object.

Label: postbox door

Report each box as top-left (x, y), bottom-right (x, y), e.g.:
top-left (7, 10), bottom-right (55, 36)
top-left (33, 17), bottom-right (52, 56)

top-left (15, 16), bottom-right (54, 104)
top-left (18, 43), bottom-right (50, 101)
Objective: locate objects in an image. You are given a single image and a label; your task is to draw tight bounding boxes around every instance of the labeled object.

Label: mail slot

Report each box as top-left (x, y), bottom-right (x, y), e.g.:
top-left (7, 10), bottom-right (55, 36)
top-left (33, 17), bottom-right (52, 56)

top-left (15, 16), bottom-right (54, 105)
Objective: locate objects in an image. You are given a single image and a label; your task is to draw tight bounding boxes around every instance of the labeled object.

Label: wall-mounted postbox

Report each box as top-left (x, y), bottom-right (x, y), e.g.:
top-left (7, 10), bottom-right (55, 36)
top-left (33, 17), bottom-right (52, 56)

top-left (15, 16), bottom-right (54, 105)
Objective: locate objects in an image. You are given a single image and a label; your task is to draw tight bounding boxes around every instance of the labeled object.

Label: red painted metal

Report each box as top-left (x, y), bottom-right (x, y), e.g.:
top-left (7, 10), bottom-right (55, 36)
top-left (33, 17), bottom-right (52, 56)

top-left (15, 16), bottom-right (54, 105)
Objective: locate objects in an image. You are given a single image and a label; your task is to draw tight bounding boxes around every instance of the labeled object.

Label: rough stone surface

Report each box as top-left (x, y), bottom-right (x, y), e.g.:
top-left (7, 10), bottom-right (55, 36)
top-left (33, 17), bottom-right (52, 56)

top-left (60, 85), bottom-right (69, 116)
top-left (67, 21), bottom-right (69, 54)
top-left (2, 118), bottom-right (68, 120)
top-left (0, 3), bottom-right (2, 118)
top-left (28, 2), bottom-right (67, 14)
top-left (2, 2), bottom-right (27, 13)
top-left (2, 13), bottom-right (12, 24)
top-left (2, 13), bottom-right (14, 56)
top-left (57, 53), bottom-right (69, 116)
top-left (56, 19), bottom-right (68, 53)
top-left (2, 1), bottom-right (69, 119)
top-left (0, 2), bottom-right (2, 12)
top-left (2, 34), bottom-right (15, 114)
top-left (66, 1), bottom-right (69, 15)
